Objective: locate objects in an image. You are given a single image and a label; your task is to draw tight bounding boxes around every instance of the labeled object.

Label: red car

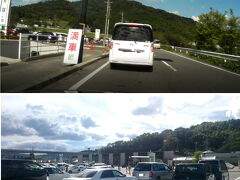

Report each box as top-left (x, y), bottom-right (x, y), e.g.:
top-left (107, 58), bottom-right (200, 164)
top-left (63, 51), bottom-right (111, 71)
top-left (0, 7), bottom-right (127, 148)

top-left (7, 28), bottom-right (17, 35)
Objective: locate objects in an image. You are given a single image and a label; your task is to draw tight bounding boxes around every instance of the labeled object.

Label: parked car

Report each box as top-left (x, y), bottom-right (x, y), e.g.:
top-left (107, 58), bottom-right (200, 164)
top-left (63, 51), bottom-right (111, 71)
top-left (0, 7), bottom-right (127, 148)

top-left (16, 28), bottom-right (30, 35)
top-left (153, 40), bottom-right (161, 49)
top-left (1, 159), bottom-right (48, 180)
top-left (63, 168), bottom-right (137, 180)
top-left (199, 160), bottom-right (229, 180)
top-left (132, 162), bottom-right (174, 180)
top-left (53, 32), bottom-right (68, 42)
top-left (45, 167), bottom-right (70, 180)
top-left (28, 32), bottom-right (58, 42)
top-left (7, 28), bottom-right (17, 36)
top-left (174, 163), bottom-right (215, 180)
top-left (68, 165), bottom-right (85, 173)
top-left (87, 166), bottom-right (110, 169)
top-left (109, 23), bottom-right (154, 69)
top-left (93, 163), bottom-right (107, 167)
top-left (57, 163), bottom-right (68, 171)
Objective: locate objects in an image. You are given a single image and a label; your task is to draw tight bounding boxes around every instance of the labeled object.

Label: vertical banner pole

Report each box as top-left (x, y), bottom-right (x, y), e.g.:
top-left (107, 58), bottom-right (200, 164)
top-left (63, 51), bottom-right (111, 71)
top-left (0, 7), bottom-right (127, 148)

top-left (78, 0), bottom-right (88, 63)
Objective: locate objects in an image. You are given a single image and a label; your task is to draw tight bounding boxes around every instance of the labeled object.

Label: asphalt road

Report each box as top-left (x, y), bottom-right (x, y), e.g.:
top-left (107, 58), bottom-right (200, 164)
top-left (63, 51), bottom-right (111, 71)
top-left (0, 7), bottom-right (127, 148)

top-left (39, 49), bottom-right (240, 93)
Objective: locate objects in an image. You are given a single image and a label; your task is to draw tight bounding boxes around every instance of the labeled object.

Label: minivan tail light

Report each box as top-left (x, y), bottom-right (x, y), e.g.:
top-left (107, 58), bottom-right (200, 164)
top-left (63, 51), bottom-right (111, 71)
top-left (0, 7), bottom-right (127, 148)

top-left (151, 44), bottom-right (154, 52)
top-left (149, 172), bottom-right (153, 177)
top-left (109, 42), bottom-right (113, 49)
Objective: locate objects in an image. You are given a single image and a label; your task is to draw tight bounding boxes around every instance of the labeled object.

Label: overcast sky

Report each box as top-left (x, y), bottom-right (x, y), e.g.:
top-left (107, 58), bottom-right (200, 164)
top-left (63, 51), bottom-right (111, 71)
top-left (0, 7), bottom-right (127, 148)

top-left (11, 0), bottom-right (240, 20)
top-left (1, 94), bottom-right (240, 152)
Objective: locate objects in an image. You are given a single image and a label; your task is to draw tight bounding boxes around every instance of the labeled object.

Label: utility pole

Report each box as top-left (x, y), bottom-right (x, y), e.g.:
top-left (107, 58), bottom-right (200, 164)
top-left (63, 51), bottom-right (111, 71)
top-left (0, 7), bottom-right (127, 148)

top-left (104, 0), bottom-right (112, 39)
top-left (121, 11), bottom-right (124, 23)
top-left (78, 0), bottom-right (88, 63)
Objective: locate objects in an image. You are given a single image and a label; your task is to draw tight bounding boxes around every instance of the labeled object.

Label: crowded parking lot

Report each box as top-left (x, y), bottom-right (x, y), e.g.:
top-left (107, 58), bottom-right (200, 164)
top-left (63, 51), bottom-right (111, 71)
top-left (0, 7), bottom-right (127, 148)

top-left (1, 159), bottom-right (240, 180)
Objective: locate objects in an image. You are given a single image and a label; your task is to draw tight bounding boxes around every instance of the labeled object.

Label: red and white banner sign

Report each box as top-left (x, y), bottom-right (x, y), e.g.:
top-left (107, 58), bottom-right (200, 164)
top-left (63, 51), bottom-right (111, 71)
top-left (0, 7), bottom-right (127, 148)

top-left (64, 29), bottom-right (83, 64)
top-left (0, 0), bottom-right (11, 33)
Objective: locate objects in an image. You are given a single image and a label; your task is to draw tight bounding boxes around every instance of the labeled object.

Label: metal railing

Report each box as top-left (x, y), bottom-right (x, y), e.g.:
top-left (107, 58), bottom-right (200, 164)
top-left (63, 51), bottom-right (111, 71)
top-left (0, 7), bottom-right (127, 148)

top-left (18, 33), bottom-right (67, 60)
top-left (171, 46), bottom-right (240, 61)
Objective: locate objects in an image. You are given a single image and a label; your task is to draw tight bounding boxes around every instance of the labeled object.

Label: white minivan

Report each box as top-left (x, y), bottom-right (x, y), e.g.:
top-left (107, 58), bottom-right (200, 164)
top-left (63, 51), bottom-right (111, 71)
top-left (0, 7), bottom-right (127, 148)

top-left (109, 23), bottom-right (154, 69)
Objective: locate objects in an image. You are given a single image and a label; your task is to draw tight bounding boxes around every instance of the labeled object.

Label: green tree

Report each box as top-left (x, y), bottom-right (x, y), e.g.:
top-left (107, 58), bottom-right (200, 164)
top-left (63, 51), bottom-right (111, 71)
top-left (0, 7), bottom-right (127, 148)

top-left (193, 151), bottom-right (202, 163)
top-left (219, 9), bottom-right (240, 55)
top-left (196, 8), bottom-right (240, 55)
top-left (196, 8), bottom-right (226, 51)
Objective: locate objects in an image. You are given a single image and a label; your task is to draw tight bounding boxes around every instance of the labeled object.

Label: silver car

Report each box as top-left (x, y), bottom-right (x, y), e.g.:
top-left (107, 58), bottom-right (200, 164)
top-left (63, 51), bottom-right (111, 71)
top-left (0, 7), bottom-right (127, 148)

top-left (133, 162), bottom-right (173, 180)
top-left (63, 168), bottom-right (137, 180)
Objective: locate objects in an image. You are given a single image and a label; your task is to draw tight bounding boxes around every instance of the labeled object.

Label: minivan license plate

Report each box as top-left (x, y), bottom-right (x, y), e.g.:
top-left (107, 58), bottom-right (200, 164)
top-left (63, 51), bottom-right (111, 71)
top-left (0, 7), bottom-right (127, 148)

top-left (139, 173), bottom-right (144, 177)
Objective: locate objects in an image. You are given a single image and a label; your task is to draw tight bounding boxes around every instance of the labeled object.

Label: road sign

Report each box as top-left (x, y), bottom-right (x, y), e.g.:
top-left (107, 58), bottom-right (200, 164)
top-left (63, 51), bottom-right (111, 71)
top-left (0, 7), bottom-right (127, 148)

top-left (0, 0), bottom-right (11, 34)
top-left (95, 29), bottom-right (100, 40)
top-left (64, 29), bottom-right (83, 65)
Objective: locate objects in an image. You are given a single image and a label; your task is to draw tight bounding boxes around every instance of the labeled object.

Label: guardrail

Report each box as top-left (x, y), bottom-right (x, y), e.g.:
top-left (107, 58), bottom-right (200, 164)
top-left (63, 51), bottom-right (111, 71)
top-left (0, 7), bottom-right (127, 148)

top-left (171, 46), bottom-right (240, 61)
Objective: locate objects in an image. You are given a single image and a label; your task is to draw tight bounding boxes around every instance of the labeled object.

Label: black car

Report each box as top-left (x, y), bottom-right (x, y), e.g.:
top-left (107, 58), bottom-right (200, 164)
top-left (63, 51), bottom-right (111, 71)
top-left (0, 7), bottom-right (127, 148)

top-left (199, 160), bottom-right (229, 180)
top-left (1, 159), bottom-right (48, 180)
top-left (28, 32), bottom-right (58, 42)
top-left (16, 28), bottom-right (30, 34)
top-left (174, 163), bottom-right (215, 180)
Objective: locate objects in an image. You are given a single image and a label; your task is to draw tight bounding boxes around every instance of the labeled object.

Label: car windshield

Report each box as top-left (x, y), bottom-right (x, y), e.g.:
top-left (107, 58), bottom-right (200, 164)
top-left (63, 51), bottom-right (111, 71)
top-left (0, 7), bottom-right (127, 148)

top-left (75, 170), bottom-right (97, 178)
top-left (113, 25), bottom-right (153, 42)
top-left (134, 164), bottom-right (151, 171)
top-left (175, 165), bottom-right (204, 177)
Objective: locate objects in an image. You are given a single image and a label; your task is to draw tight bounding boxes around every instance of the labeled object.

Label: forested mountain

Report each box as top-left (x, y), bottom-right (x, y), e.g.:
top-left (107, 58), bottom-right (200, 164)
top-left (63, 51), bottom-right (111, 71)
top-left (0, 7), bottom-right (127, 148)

top-left (11, 0), bottom-right (196, 45)
top-left (101, 119), bottom-right (240, 154)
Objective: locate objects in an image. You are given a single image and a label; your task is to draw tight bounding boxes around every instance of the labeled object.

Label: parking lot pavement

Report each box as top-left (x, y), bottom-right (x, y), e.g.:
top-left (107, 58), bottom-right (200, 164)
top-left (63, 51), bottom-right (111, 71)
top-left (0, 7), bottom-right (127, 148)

top-left (1, 47), bottom-right (107, 92)
top-left (229, 167), bottom-right (240, 180)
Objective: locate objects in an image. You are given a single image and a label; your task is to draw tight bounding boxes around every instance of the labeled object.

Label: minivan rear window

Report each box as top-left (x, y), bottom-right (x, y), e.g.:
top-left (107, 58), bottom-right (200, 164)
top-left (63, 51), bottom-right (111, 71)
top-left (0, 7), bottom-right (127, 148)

top-left (113, 25), bottom-right (153, 42)
top-left (199, 160), bottom-right (219, 173)
top-left (134, 164), bottom-right (151, 171)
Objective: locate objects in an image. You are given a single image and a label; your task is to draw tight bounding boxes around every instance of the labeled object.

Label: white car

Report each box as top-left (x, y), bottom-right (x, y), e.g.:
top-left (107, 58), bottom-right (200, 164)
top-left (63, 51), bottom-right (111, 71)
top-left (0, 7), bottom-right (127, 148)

top-left (93, 163), bottom-right (107, 167)
top-left (63, 168), bottom-right (137, 180)
top-left (109, 23), bottom-right (154, 69)
top-left (153, 40), bottom-right (161, 49)
top-left (45, 167), bottom-right (70, 180)
top-left (68, 165), bottom-right (86, 173)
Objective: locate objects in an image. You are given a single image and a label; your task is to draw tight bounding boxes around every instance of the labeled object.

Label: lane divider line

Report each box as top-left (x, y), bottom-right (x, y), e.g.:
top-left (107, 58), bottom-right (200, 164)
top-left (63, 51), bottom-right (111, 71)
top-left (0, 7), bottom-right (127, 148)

top-left (68, 61), bottom-right (110, 91)
top-left (162, 61), bottom-right (177, 72)
top-left (161, 49), bottom-right (240, 77)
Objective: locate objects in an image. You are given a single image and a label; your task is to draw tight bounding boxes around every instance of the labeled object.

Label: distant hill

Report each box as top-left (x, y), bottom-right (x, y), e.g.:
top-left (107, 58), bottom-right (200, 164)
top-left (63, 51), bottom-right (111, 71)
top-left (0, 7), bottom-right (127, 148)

top-left (101, 119), bottom-right (240, 154)
top-left (11, 0), bottom-right (196, 45)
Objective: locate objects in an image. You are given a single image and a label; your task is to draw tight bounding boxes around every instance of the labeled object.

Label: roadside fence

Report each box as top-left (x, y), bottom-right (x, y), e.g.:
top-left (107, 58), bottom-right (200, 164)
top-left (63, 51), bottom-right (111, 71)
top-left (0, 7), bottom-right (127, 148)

top-left (18, 33), bottom-right (67, 60)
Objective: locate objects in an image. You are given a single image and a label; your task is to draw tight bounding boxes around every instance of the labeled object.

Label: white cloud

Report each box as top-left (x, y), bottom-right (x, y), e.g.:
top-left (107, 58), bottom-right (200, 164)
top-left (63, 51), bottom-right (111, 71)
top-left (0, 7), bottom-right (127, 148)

top-left (192, 15), bottom-right (199, 22)
top-left (171, 11), bottom-right (180, 15)
top-left (1, 94), bottom-right (240, 152)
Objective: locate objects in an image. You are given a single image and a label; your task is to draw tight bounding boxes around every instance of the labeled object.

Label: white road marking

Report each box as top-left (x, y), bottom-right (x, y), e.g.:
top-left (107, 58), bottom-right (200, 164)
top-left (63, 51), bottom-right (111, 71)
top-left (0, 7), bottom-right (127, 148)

top-left (161, 49), bottom-right (240, 77)
top-left (162, 61), bottom-right (177, 72)
top-left (68, 61), bottom-right (109, 91)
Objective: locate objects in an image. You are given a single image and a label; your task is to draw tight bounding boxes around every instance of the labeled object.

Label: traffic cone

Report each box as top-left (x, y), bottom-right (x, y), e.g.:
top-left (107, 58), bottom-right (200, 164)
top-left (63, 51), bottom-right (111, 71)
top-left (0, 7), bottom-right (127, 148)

top-left (90, 42), bottom-right (94, 50)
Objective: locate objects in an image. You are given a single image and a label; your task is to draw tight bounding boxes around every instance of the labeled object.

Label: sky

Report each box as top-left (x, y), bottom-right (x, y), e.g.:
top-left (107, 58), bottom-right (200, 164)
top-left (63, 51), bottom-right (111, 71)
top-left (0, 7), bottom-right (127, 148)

top-left (11, 0), bottom-right (240, 21)
top-left (1, 94), bottom-right (240, 152)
